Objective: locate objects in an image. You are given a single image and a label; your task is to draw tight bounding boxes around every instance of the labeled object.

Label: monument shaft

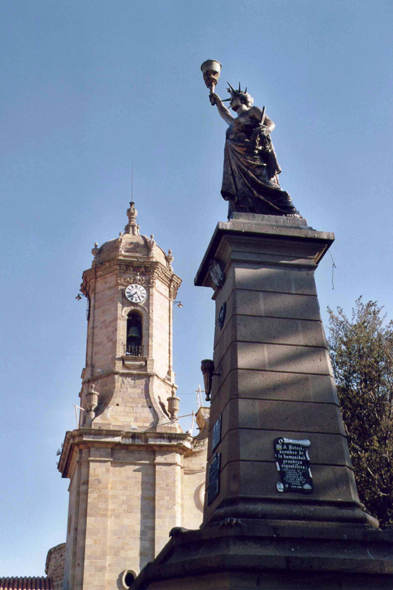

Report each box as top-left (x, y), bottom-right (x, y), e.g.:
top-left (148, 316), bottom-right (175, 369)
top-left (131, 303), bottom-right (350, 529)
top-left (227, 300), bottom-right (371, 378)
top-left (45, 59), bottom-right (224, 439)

top-left (196, 214), bottom-right (369, 527)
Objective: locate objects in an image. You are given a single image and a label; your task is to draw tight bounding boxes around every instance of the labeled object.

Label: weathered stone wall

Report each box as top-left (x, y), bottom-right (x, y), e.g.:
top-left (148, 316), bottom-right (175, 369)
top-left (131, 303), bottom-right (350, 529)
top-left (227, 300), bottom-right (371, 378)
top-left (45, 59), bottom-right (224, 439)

top-left (182, 448), bottom-right (206, 530)
top-left (88, 273), bottom-right (119, 375)
top-left (61, 439), bottom-right (207, 590)
top-left (88, 373), bottom-right (156, 428)
top-left (153, 450), bottom-right (183, 557)
top-left (45, 543), bottom-right (66, 590)
top-left (152, 279), bottom-right (170, 378)
top-left (106, 448), bottom-right (156, 581)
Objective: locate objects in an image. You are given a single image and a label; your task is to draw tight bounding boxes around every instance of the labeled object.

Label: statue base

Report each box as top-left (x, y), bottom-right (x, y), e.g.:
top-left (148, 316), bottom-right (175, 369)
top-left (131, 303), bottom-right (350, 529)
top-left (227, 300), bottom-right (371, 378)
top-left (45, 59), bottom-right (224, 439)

top-left (131, 213), bottom-right (393, 588)
top-left (131, 520), bottom-right (393, 589)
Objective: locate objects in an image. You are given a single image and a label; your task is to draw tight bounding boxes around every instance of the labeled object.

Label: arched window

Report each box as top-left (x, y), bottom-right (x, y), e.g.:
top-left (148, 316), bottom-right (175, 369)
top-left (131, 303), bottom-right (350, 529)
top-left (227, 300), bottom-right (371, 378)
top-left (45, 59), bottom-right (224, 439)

top-left (126, 312), bottom-right (143, 356)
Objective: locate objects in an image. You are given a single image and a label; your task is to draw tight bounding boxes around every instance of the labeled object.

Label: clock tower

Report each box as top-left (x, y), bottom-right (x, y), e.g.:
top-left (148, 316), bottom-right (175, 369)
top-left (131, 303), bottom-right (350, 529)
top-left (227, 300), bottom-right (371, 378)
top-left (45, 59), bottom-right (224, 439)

top-left (58, 202), bottom-right (208, 590)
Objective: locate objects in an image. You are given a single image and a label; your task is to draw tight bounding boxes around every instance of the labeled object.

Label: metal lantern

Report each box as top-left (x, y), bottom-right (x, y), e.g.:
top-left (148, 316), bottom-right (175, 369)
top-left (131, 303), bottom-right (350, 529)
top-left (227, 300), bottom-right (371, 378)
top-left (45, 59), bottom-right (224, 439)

top-left (201, 359), bottom-right (215, 401)
top-left (200, 59), bottom-right (222, 94)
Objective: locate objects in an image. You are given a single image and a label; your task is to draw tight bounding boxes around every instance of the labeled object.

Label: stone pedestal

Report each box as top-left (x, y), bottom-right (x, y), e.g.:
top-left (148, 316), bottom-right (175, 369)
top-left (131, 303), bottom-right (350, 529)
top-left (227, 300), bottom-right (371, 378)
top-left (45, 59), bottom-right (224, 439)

top-left (197, 213), bottom-right (372, 528)
top-left (131, 214), bottom-right (393, 589)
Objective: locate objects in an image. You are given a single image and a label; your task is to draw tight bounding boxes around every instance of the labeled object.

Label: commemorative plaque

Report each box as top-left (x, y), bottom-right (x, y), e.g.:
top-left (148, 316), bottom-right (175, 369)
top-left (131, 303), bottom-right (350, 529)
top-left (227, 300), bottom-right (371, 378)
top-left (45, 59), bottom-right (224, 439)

top-left (207, 453), bottom-right (221, 505)
top-left (209, 258), bottom-right (225, 288)
top-left (212, 414), bottom-right (222, 451)
top-left (274, 437), bottom-right (313, 494)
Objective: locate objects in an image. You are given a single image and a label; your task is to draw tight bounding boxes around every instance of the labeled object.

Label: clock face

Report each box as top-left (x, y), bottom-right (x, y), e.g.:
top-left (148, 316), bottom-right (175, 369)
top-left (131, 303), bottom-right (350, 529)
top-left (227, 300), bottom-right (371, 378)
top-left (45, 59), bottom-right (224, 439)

top-left (125, 283), bottom-right (147, 304)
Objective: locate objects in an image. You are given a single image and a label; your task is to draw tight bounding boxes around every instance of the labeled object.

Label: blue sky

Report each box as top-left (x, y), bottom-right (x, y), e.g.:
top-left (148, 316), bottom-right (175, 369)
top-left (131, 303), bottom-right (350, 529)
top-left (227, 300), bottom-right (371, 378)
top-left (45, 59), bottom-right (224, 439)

top-left (0, 0), bottom-right (392, 576)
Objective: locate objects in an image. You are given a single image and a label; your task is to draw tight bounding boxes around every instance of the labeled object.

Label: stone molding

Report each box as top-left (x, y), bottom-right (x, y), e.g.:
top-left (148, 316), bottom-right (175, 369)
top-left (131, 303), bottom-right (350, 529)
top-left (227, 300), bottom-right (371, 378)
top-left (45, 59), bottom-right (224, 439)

top-left (195, 216), bottom-right (334, 289)
top-left (81, 259), bottom-right (181, 299)
top-left (58, 428), bottom-right (194, 479)
top-left (131, 520), bottom-right (393, 589)
top-left (80, 368), bottom-right (176, 385)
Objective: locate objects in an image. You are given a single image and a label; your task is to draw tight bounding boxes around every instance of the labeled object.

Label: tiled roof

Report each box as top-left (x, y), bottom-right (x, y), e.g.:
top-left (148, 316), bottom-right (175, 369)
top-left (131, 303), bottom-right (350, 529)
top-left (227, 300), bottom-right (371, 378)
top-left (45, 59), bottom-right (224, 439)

top-left (0, 578), bottom-right (52, 590)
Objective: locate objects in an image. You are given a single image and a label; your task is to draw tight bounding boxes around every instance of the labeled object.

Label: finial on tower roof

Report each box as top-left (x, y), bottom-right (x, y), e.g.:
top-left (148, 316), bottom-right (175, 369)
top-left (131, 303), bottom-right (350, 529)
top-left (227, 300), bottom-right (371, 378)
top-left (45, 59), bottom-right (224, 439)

top-left (125, 201), bottom-right (140, 236)
top-left (166, 249), bottom-right (174, 271)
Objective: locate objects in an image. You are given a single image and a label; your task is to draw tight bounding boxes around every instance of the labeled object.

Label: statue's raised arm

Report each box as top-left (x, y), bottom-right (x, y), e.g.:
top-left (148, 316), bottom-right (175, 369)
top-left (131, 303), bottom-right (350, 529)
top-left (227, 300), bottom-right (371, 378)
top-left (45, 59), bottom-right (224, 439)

top-left (210, 93), bottom-right (234, 125)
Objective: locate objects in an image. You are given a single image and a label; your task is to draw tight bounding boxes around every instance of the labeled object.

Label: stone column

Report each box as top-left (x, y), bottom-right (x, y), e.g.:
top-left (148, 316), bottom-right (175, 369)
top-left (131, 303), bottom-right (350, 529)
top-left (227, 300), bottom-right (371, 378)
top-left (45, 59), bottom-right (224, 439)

top-left (82, 448), bottom-right (112, 590)
top-left (195, 213), bottom-right (373, 527)
top-left (65, 447), bottom-right (90, 590)
top-left (154, 451), bottom-right (182, 555)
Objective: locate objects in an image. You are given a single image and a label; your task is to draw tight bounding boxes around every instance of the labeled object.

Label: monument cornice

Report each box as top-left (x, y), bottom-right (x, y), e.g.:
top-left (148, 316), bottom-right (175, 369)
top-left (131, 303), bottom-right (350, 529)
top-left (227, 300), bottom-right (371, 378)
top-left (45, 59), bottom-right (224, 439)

top-left (195, 215), bottom-right (334, 289)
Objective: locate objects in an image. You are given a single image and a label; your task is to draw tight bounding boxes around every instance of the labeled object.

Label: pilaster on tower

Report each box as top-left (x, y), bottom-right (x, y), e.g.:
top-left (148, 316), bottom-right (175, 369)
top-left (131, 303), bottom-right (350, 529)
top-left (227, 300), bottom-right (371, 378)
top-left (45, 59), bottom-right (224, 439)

top-left (79, 201), bottom-right (182, 432)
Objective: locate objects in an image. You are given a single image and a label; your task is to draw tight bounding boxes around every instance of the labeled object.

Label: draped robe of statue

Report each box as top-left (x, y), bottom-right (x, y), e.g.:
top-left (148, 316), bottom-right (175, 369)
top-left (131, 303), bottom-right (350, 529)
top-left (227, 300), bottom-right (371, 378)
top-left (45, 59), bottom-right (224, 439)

top-left (221, 106), bottom-right (299, 217)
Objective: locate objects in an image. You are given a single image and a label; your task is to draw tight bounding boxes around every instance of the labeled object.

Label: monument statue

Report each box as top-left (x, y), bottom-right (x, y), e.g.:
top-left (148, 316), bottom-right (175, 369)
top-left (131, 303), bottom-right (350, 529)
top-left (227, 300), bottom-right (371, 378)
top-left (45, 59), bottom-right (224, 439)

top-left (130, 64), bottom-right (393, 590)
top-left (201, 60), bottom-right (300, 218)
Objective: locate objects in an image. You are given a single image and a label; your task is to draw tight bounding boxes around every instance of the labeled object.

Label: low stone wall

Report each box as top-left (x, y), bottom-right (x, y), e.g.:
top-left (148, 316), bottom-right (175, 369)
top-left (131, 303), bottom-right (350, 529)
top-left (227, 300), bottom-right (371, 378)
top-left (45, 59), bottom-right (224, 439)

top-left (45, 543), bottom-right (66, 590)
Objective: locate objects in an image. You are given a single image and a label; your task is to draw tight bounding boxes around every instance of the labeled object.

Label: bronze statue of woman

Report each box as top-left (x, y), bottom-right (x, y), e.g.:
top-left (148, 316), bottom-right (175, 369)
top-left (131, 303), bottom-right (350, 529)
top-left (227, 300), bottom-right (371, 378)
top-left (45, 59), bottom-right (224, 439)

top-left (211, 84), bottom-right (300, 218)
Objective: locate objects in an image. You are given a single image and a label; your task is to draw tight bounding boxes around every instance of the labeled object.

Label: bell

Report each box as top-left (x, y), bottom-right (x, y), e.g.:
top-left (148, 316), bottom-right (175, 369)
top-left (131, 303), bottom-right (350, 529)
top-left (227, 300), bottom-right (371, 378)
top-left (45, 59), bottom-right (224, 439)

top-left (128, 326), bottom-right (141, 340)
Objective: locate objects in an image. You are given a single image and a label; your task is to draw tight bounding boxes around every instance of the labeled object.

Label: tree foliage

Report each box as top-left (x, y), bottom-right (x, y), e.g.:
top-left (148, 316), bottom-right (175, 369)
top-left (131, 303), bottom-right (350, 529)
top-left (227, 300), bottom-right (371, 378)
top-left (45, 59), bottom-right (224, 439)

top-left (327, 297), bottom-right (393, 528)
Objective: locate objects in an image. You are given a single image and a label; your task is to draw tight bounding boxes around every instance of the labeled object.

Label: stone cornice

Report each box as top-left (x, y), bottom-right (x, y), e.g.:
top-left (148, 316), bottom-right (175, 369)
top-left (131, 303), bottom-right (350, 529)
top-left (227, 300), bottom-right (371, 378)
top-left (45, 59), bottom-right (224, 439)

top-left (195, 216), bottom-right (334, 288)
top-left (58, 428), bottom-right (193, 479)
top-left (81, 368), bottom-right (177, 386)
top-left (169, 273), bottom-right (182, 300)
top-left (81, 258), bottom-right (181, 298)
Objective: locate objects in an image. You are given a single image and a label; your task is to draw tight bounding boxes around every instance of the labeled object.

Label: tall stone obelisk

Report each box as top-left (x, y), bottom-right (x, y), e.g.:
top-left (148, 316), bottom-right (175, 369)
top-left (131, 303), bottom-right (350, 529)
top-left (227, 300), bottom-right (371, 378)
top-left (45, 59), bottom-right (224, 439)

top-left (131, 214), bottom-right (393, 590)
top-left (197, 213), bottom-right (372, 529)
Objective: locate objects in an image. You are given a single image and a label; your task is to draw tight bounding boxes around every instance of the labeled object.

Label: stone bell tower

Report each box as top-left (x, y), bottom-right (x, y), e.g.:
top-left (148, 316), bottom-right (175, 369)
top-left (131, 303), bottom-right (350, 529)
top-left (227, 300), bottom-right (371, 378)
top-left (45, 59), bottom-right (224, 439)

top-left (79, 201), bottom-right (182, 431)
top-left (58, 203), bottom-right (208, 590)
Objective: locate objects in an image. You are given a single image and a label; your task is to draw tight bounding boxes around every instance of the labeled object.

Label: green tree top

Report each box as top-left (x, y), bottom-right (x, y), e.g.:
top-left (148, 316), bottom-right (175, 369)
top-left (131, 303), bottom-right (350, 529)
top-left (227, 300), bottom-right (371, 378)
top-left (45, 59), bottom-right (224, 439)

top-left (328, 297), bottom-right (393, 528)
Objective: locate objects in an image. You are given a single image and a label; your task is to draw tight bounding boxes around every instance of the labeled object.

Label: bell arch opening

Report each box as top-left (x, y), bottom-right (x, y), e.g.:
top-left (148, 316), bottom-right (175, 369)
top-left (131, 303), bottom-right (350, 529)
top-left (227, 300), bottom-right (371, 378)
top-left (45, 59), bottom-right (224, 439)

top-left (126, 311), bottom-right (143, 356)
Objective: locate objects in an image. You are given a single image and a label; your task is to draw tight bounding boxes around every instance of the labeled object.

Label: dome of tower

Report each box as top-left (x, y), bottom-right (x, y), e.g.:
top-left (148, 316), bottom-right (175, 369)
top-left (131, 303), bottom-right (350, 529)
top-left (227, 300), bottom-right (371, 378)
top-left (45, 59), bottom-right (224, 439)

top-left (91, 202), bottom-right (168, 267)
